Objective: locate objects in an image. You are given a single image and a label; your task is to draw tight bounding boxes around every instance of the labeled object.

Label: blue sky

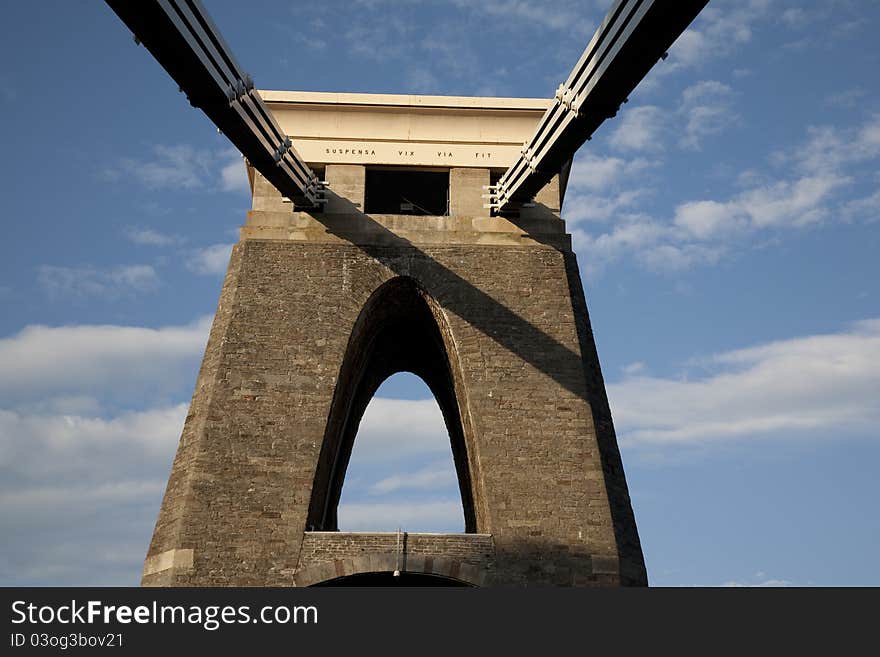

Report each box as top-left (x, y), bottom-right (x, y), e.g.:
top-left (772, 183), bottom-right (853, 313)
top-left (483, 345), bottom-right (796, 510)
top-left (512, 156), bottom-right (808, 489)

top-left (0, 0), bottom-right (877, 587)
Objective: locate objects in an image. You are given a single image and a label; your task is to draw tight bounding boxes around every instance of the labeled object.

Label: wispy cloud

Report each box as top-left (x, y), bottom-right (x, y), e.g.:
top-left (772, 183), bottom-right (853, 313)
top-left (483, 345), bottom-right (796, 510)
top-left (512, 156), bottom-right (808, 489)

top-left (349, 397), bottom-right (451, 464)
top-left (451, 0), bottom-right (596, 35)
top-left (37, 264), bottom-right (159, 299)
top-left (0, 316), bottom-right (211, 405)
top-left (784, 115), bottom-right (880, 176)
top-left (0, 315), bottom-right (215, 584)
top-left (104, 145), bottom-right (248, 194)
top-left (570, 216), bottom-right (722, 275)
top-left (104, 144), bottom-right (211, 190)
top-left (823, 87), bottom-right (867, 110)
top-left (780, 7), bottom-right (810, 29)
top-left (565, 191), bottom-right (646, 224)
top-left (338, 500), bottom-right (464, 533)
top-left (719, 572), bottom-right (794, 587)
top-left (566, 114), bottom-right (880, 274)
top-left (608, 106), bottom-right (664, 152)
top-left (563, 153), bottom-right (659, 229)
top-left (343, 15), bottom-right (415, 63)
top-left (841, 190), bottom-right (880, 223)
top-left (609, 318), bottom-right (880, 448)
top-left (606, 81), bottom-right (737, 154)
top-left (219, 153), bottom-right (249, 194)
top-left (673, 173), bottom-right (847, 238)
top-left (406, 66), bottom-right (442, 94)
top-left (0, 404), bottom-right (186, 585)
top-left (678, 80), bottom-right (738, 150)
top-left (185, 243), bottom-right (234, 276)
top-left (667, 0), bottom-right (771, 71)
top-left (673, 114), bottom-right (880, 240)
top-left (125, 227), bottom-right (184, 247)
top-left (567, 153), bottom-right (657, 193)
top-left (368, 461), bottom-right (457, 495)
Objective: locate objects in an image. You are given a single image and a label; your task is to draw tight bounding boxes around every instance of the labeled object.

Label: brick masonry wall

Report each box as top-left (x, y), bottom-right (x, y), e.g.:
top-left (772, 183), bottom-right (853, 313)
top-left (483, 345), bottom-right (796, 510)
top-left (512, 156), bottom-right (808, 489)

top-left (141, 209), bottom-right (646, 587)
top-left (293, 532), bottom-right (496, 586)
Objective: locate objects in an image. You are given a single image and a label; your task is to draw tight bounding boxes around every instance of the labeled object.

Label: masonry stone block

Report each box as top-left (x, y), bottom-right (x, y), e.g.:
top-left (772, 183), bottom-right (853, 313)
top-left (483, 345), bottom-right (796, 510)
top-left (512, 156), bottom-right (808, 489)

top-left (324, 164), bottom-right (366, 213)
top-left (450, 167), bottom-right (490, 217)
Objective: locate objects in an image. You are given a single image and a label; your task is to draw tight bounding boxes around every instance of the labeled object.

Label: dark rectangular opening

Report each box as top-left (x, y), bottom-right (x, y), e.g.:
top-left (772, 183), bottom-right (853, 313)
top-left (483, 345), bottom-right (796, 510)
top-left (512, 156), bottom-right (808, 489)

top-left (364, 168), bottom-right (449, 216)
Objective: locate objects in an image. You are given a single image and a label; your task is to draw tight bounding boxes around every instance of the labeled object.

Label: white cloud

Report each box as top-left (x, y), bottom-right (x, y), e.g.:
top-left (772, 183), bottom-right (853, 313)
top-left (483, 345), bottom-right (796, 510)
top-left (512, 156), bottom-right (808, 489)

top-left (720, 577), bottom-right (793, 587)
top-left (338, 500), bottom-right (464, 533)
top-left (673, 199), bottom-right (745, 239)
top-left (637, 243), bottom-right (721, 272)
top-left (125, 227), bottom-right (183, 247)
top-left (680, 105), bottom-right (733, 140)
top-left (674, 173), bottom-right (848, 239)
top-left (622, 362), bottom-right (645, 376)
top-left (598, 82), bottom-right (736, 154)
top-left (14, 395), bottom-right (103, 416)
top-left (105, 144), bottom-right (252, 194)
top-left (841, 190), bottom-right (880, 223)
top-left (185, 243), bottom-right (234, 276)
top-left (564, 190), bottom-right (645, 224)
top-left (567, 153), bottom-right (656, 193)
top-left (350, 397), bottom-right (451, 464)
top-left (289, 32), bottom-right (327, 52)
top-left (738, 175), bottom-right (848, 228)
top-left (0, 316), bottom-right (211, 404)
top-left (670, 116), bottom-right (880, 241)
top-left (450, 0), bottom-right (596, 34)
top-left (0, 404), bottom-right (187, 585)
top-left (667, 29), bottom-right (708, 71)
top-left (37, 264), bottom-right (159, 299)
top-left (780, 8), bottom-right (808, 29)
top-left (0, 311), bottom-right (221, 585)
top-left (788, 116), bottom-right (880, 176)
top-left (678, 80), bottom-right (737, 150)
top-left (344, 15), bottom-right (415, 62)
top-left (0, 405), bottom-right (186, 479)
top-left (668, 0), bottom-right (771, 70)
top-left (571, 215), bottom-right (665, 267)
top-left (680, 79), bottom-right (731, 107)
top-left (106, 144), bottom-right (211, 190)
top-left (570, 114), bottom-right (879, 274)
top-left (609, 318), bottom-right (880, 447)
top-left (569, 210), bottom-right (724, 274)
top-left (608, 106), bottom-right (664, 152)
top-left (406, 66), bottom-right (442, 94)
top-left (568, 154), bottom-right (627, 191)
top-left (563, 153), bottom-right (657, 226)
top-left (115, 265), bottom-right (159, 289)
top-left (339, 395), bottom-right (462, 532)
top-left (369, 461), bottom-right (457, 495)
top-left (219, 153), bottom-right (249, 194)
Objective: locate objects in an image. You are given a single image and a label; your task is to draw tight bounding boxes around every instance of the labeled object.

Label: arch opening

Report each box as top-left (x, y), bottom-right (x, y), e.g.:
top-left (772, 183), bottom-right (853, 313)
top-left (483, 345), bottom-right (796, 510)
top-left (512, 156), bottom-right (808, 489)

top-left (338, 373), bottom-right (465, 532)
top-left (307, 277), bottom-right (479, 533)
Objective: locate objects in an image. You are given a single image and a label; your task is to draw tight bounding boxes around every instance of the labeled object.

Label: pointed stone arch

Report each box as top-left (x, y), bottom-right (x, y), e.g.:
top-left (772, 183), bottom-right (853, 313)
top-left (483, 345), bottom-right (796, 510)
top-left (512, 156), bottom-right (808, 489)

top-left (306, 276), bottom-right (484, 533)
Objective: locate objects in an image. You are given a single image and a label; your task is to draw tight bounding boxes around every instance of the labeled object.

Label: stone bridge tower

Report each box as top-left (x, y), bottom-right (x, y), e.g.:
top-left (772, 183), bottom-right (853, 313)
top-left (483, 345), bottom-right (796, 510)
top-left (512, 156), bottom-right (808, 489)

top-left (142, 91), bottom-right (647, 587)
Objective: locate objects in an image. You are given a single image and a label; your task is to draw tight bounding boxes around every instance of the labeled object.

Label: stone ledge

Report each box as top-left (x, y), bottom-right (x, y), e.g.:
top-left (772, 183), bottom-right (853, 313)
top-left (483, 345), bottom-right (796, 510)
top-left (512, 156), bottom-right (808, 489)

top-left (142, 548), bottom-right (194, 577)
top-left (240, 210), bottom-right (571, 250)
